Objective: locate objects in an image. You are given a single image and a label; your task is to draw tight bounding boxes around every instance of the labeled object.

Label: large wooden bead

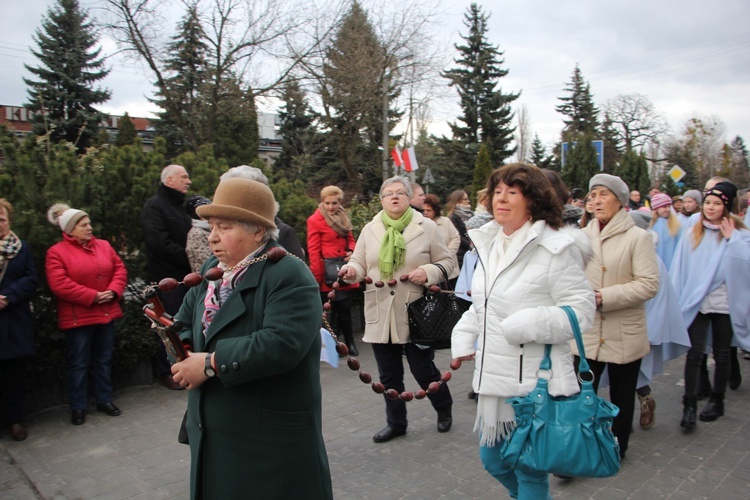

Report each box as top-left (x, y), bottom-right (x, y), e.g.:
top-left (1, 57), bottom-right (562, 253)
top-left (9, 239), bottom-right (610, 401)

top-left (428, 381), bottom-right (441, 393)
top-left (428, 285), bottom-right (441, 294)
top-left (374, 281), bottom-right (384, 288)
top-left (332, 281), bottom-right (340, 290)
top-left (358, 371), bottom-right (372, 384)
top-left (183, 273), bottom-right (203, 288)
top-left (323, 302), bottom-right (332, 311)
top-left (399, 275), bottom-right (409, 282)
top-left (441, 371), bottom-right (452, 382)
top-left (399, 391), bottom-right (414, 401)
top-left (327, 291), bottom-right (336, 301)
top-left (364, 277), bottom-right (373, 284)
top-left (347, 357), bottom-right (360, 371)
top-left (158, 278), bottom-right (179, 292)
top-left (450, 358), bottom-right (462, 370)
top-left (371, 382), bottom-right (385, 394)
top-left (387, 279), bottom-right (397, 287)
top-left (204, 267), bottom-right (223, 281)
top-left (414, 389), bottom-right (427, 399)
top-left (335, 342), bottom-right (348, 356)
top-left (385, 389), bottom-right (399, 400)
top-left (266, 246), bottom-right (287, 262)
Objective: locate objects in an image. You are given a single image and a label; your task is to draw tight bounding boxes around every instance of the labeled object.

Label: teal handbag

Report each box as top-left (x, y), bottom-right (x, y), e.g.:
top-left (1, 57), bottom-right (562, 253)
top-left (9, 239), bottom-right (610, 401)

top-left (498, 305), bottom-right (621, 478)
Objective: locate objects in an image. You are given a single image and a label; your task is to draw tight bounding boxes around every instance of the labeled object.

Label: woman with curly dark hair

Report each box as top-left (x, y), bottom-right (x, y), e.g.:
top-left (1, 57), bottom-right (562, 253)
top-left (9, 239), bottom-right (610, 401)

top-left (452, 163), bottom-right (595, 498)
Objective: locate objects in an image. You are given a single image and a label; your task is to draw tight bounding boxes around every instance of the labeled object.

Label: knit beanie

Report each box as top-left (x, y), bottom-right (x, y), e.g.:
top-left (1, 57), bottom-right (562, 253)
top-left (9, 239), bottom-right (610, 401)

top-left (703, 181), bottom-right (737, 211)
top-left (196, 178), bottom-right (277, 229)
top-left (589, 174), bottom-right (629, 208)
top-left (682, 190), bottom-right (702, 204)
top-left (650, 193), bottom-right (672, 210)
top-left (46, 203), bottom-right (88, 234)
top-left (186, 195), bottom-right (212, 220)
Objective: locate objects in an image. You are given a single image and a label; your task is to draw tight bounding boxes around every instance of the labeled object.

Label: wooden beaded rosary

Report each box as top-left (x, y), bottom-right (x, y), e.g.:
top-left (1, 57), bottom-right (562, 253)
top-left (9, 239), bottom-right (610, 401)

top-left (141, 246), bottom-right (464, 401)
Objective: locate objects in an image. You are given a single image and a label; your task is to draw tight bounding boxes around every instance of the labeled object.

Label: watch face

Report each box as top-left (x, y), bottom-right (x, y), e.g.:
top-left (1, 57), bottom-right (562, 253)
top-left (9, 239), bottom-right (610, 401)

top-left (205, 367), bottom-right (216, 377)
top-left (205, 354), bottom-right (215, 377)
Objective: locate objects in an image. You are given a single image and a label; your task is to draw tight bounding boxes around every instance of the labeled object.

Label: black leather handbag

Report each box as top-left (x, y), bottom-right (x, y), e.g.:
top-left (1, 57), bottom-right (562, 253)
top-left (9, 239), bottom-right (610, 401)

top-left (407, 263), bottom-right (470, 349)
top-left (323, 257), bottom-right (347, 286)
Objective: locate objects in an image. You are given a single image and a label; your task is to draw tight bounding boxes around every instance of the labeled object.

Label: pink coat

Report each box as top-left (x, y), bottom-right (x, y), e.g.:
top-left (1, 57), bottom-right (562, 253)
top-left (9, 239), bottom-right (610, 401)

top-left (46, 233), bottom-right (128, 330)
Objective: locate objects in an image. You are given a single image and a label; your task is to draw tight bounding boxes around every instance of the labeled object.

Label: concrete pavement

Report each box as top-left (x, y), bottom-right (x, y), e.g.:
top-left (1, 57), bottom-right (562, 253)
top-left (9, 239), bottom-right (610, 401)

top-left (2, 342), bottom-right (750, 499)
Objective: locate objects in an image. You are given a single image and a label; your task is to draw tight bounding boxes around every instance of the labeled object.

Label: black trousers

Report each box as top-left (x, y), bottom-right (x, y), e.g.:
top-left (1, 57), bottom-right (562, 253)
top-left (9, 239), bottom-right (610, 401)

top-left (0, 357), bottom-right (26, 425)
top-left (372, 342), bottom-right (453, 430)
top-left (576, 356), bottom-right (641, 458)
top-left (320, 292), bottom-right (354, 345)
top-left (685, 312), bottom-right (733, 397)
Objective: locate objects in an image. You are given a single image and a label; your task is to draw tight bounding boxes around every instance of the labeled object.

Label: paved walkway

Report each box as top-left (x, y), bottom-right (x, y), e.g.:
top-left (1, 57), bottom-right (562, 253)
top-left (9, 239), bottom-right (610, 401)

top-left (2, 342), bottom-right (750, 499)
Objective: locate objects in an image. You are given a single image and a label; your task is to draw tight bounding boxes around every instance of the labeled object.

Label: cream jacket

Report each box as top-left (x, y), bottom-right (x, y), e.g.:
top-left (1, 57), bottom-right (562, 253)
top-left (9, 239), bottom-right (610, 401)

top-left (345, 210), bottom-right (455, 344)
top-left (578, 209), bottom-right (660, 364)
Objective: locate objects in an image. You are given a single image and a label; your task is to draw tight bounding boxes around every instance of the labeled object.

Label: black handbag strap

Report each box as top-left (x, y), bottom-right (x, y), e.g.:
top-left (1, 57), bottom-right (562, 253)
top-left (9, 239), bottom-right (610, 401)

top-left (433, 262), bottom-right (451, 290)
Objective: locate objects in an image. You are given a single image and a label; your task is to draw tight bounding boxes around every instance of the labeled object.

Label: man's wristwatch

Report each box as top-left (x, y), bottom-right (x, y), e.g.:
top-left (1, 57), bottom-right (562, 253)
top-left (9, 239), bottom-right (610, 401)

top-left (204, 353), bottom-right (216, 378)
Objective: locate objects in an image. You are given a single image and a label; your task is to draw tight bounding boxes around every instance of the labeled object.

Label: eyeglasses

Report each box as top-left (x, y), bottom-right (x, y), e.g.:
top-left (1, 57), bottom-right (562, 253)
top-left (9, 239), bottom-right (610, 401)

top-left (382, 191), bottom-right (408, 199)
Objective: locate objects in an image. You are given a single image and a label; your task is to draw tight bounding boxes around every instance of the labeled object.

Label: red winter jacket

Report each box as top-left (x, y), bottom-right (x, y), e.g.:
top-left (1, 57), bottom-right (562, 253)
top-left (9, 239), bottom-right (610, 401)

top-left (46, 233), bottom-right (128, 330)
top-left (306, 208), bottom-right (358, 293)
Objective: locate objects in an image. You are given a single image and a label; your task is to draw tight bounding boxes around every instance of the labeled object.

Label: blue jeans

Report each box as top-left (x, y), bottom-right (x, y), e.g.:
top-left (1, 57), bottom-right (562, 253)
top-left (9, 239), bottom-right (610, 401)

top-left (65, 322), bottom-right (115, 410)
top-left (480, 443), bottom-right (552, 500)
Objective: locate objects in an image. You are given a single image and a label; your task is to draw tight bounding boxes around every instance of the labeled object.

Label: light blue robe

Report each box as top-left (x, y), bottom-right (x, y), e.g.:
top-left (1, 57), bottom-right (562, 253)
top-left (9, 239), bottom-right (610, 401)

top-left (670, 225), bottom-right (750, 350)
top-left (652, 217), bottom-right (682, 271)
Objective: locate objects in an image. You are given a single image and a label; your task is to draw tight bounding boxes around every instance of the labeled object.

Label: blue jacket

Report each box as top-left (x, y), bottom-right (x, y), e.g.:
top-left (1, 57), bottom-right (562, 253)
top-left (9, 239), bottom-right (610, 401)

top-left (0, 242), bottom-right (38, 359)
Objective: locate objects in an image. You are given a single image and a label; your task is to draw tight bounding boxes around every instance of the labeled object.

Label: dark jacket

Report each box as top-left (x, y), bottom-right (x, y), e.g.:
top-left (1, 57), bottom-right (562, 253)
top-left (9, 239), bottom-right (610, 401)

top-left (175, 242), bottom-right (332, 499)
top-left (141, 184), bottom-right (192, 282)
top-left (449, 212), bottom-right (471, 268)
top-left (0, 241), bottom-right (38, 359)
top-left (275, 216), bottom-right (305, 260)
top-left (46, 234), bottom-right (128, 330)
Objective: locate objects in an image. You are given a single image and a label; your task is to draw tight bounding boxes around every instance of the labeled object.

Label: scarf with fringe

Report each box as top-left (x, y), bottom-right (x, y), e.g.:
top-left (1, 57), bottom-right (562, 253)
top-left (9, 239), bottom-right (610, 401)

top-left (319, 204), bottom-right (352, 238)
top-left (378, 208), bottom-right (413, 280)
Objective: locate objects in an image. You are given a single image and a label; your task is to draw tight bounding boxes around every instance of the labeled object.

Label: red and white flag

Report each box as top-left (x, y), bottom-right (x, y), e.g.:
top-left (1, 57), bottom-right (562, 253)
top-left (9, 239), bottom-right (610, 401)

top-left (401, 146), bottom-right (419, 172)
top-left (391, 146), bottom-right (402, 167)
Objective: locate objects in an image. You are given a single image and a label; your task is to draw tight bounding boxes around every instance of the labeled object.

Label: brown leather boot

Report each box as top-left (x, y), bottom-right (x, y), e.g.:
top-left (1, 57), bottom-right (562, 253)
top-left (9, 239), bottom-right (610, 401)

top-left (638, 394), bottom-right (656, 429)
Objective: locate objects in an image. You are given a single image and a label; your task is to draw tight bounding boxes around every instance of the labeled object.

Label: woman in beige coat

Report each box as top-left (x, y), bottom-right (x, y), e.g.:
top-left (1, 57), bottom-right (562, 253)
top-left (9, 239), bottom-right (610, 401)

top-left (423, 193), bottom-right (460, 279)
top-left (576, 173), bottom-right (659, 460)
top-left (342, 176), bottom-right (455, 443)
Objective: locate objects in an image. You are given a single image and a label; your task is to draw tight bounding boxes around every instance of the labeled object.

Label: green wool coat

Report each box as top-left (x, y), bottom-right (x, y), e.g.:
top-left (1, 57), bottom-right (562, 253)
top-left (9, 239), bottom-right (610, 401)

top-left (175, 243), bottom-right (333, 500)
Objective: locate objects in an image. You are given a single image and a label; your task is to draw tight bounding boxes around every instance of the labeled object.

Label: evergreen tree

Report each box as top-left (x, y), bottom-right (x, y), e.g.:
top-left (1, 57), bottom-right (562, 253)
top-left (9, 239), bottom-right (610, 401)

top-left (442, 3), bottom-right (519, 169)
top-left (562, 135), bottom-right (600, 192)
top-left (24, 0), bottom-right (111, 152)
top-left (729, 135), bottom-right (750, 188)
top-left (556, 65), bottom-right (600, 138)
top-left (151, 3), bottom-right (210, 156)
top-left (212, 78), bottom-right (259, 167)
top-left (114, 113), bottom-right (137, 147)
top-left (319, 1), bottom-right (391, 194)
top-left (529, 134), bottom-right (553, 169)
top-left (600, 113), bottom-right (622, 174)
top-left (614, 149), bottom-right (651, 195)
top-left (275, 79), bottom-right (322, 182)
top-left (472, 144), bottom-right (493, 204)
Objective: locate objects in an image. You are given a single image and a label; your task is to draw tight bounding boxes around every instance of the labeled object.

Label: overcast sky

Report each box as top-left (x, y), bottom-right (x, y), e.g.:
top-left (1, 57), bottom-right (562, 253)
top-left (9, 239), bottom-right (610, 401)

top-left (1, 0), bottom-right (749, 149)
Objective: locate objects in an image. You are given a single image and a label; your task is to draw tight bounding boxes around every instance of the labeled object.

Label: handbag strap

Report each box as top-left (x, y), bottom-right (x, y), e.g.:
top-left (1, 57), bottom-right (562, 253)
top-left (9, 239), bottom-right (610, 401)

top-left (539, 306), bottom-right (591, 376)
top-left (434, 262), bottom-right (450, 289)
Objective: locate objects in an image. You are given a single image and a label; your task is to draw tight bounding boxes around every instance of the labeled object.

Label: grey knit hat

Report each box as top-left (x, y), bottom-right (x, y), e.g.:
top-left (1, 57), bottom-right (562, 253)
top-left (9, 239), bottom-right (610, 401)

top-left (589, 174), bottom-right (629, 208)
top-left (682, 189), bottom-right (702, 204)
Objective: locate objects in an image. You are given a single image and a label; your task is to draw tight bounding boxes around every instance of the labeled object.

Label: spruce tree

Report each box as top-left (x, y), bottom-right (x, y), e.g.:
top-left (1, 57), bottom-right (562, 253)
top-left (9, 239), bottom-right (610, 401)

top-left (24, 0), bottom-right (111, 152)
top-left (614, 149), bottom-right (651, 195)
top-left (562, 135), bottom-right (600, 193)
top-left (529, 134), bottom-right (553, 169)
top-left (556, 65), bottom-right (600, 138)
top-left (729, 136), bottom-right (750, 188)
top-left (472, 143), bottom-right (493, 204)
top-left (600, 113), bottom-right (622, 174)
top-left (442, 3), bottom-right (519, 170)
top-left (115, 113), bottom-right (137, 147)
top-left (275, 79), bottom-right (321, 181)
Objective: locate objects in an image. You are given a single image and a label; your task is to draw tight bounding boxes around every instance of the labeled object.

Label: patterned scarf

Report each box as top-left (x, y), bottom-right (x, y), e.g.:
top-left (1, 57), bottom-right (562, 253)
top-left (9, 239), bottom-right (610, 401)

top-left (201, 244), bottom-right (267, 337)
top-left (0, 231), bottom-right (22, 266)
top-left (319, 204), bottom-right (352, 238)
top-left (378, 208), bottom-right (413, 280)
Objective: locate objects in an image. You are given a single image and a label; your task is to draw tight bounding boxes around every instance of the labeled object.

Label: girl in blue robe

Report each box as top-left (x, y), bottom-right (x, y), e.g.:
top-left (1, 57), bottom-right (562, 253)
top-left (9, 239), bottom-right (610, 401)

top-left (649, 193), bottom-right (683, 271)
top-left (670, 181), bottom-right (750, 431)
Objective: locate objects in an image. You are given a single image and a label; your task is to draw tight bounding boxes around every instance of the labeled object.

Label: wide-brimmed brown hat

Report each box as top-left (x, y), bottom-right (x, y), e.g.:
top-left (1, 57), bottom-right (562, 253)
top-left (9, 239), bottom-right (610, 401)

top-left (196, 178), bottom-right (277, 229)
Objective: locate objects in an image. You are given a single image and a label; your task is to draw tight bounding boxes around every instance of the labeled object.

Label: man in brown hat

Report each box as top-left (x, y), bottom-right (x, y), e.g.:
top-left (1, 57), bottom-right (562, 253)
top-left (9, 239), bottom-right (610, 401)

top-left (171, 177), bottom-right (332, 499)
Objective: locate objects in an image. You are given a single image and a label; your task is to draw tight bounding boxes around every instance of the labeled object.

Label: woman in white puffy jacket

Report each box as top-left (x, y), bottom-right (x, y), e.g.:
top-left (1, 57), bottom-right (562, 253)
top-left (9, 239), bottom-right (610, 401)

top-left (452, 163), bottom-right (596, 500)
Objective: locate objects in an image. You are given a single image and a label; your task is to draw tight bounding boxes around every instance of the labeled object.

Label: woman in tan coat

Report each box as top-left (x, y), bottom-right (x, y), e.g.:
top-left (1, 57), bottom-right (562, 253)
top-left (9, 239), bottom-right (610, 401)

top-left (576, 174), bottom-right (659, 460)
top-left (342, 176), bottom-right (455, 443)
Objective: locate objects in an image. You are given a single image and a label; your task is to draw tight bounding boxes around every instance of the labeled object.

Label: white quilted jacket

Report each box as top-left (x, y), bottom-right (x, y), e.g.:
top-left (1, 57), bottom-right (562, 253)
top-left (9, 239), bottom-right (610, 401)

top-left (451, 220), bottom-right (596, 398)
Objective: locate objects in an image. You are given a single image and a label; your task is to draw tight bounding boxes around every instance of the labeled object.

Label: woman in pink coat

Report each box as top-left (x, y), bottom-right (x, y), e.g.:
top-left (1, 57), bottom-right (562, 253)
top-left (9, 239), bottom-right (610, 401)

top-left (46, 204), bottom-right (127, 426)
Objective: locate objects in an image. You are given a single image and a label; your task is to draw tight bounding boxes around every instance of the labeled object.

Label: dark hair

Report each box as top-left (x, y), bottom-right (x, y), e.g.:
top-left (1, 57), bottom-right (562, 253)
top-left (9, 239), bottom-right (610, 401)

top-left (487, 163), bottom-right (563, 229)
top-left (542, 169), bottom-right (570, 207)
top-left (423, 193), bottom-right (442, 217)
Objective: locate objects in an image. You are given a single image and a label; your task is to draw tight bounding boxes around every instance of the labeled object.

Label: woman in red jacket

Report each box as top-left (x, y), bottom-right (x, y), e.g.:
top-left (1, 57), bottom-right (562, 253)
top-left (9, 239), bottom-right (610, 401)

top-left (307, 186), bottom-right (359, 355)
top-left (46, 204), bottom-right (128, 426)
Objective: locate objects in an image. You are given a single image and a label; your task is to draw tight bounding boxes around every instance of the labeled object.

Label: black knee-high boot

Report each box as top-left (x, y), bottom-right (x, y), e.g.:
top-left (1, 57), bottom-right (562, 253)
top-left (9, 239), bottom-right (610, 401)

top-left (699, 392), bottom-right (724, 422)
top-left (680, 395), bottom-right (697, 431)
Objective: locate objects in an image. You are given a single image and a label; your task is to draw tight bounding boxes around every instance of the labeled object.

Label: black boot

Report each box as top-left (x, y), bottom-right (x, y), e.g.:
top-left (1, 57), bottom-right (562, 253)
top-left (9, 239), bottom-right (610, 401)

top-left (698, 355), bottom-right (712, 400)
top-left (729, 347), bottom-right (742, 390)
top-left (347, 341), bottom-right (359, 357)
top-left (699, 392), bottom-right (725, 422)
top-left (680, 395), bottom-right (697, 431)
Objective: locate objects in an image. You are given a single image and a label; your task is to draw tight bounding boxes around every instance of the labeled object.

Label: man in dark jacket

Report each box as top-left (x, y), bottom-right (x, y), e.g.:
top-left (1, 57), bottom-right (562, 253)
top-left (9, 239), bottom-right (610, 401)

top-left (141, 164), bottom-right (192, 390)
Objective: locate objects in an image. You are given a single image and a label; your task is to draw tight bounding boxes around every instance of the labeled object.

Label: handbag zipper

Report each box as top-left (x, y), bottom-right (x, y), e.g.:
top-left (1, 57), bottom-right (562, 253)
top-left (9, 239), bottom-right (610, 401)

top-left (519, 344), bottom-right (524, 383)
